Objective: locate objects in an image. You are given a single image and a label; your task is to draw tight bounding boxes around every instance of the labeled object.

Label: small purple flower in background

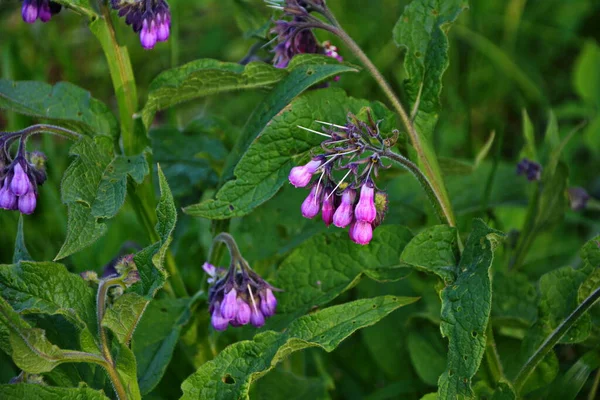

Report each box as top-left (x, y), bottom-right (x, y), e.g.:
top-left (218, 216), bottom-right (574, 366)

top-left (568, 187), bottom-right (590, 211)
top-left (111, 0), bottom-right (171, 50)
top-left (21, 0), bottom-right (61, 24)
top-left (268, 1), bottom-right (343, 72)
top-left (288, 113), bottom-right (390, 245)
top-left (516, 158), bottom-right (542, 182)
top-left (205, 233), bottom-right (280, 331)
top-left (0, 148), bottom-right (47, 215)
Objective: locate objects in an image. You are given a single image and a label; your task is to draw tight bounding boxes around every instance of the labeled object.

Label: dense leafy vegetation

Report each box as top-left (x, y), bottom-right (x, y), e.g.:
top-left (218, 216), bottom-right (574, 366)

top-left (0, 0), bottom-right (599, 399)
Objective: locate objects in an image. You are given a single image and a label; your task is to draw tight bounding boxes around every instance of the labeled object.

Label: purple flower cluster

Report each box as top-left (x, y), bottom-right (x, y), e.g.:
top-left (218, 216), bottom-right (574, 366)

top-left (0, 147), bottom-right (46, 215)
top-left (516, 158), bottom-right (542, 182)
top-left (111, 0), bottom-right (171, 50)
top-left (269, 1), bottom-right (342, 69)
top-left (204, 260), bottom-right (279, 331)
top-left (21, 0), bottom-right (61, 24)
top-left (289, 113), bottom-right (389, 245)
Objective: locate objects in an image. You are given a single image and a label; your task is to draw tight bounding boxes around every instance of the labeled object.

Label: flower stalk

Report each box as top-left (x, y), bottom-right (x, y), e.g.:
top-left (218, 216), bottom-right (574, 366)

top-left (513, 285), bottom-right (600, 393)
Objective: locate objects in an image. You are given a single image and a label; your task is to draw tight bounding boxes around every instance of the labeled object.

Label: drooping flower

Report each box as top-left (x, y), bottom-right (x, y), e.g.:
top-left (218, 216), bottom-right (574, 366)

top-left (289, 156), bottom-right (324, 187)
top-left (321, 185), bottom-right (336, 226)
top-left (111, 0), bottom-right (171, 50)
top-left (21, 0), bottom-right (61, 24)
top-left (0, 154), bottom-right (45, 215)
top-left (333, 187), bottom-right (356, 228)
top-left (205, 233), bottom-right (280, 331)
top-left (354, 180), bottom-right (376, 223)
top-left (301, 183), bottom-right (322, 219)
top-left (349, 220), bottom-right (373, 245)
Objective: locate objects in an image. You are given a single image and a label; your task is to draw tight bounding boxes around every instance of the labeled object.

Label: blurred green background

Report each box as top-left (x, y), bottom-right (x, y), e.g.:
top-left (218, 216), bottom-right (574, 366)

top-left (0, 0), bottom-right (599, 397)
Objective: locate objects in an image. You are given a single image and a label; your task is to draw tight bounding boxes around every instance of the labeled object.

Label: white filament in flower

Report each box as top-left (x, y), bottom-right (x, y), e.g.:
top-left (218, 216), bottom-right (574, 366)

top-left (314, 170), bottom-right (325, 204)
top-left (297, 125), bottom-right (331, 138)
top-left (315, 120), bottom-right (348, 130)
top-left (247, 284), bottom-right (259, 313)
top-left (327, 169), bottom-right (353, 200)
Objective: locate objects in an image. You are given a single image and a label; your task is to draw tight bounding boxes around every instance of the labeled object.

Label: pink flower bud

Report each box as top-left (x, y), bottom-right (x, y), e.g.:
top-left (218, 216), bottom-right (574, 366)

top-left (18, 191), bottom-right (37, 215)
top-left (211, 303), bottom-right (229, 331)
top-left (321, 187), bottom-right (336, 227)
top-left (289, 158), bottom-right (323, 188)
top-left (0, 181), bottom-right (17, 210)
top-left (235, 298), bottom-right (252, 325)
top-left (11, 163), bottom-right (32, 197)
top-left (22, 1), bottom-right (39, 23)
top-left (140, 18), bottom-right (158, 49)
top-left (260, 289), bottom-right (277, 317)
top-left (349, 221), bottom-right (373, 245)
top-left (355, 183), bottom-right (376, 223)
top-left (250, 307), bottom-right (265, 328)
top-left (333, 188), bottom-right (356, 228)
top-left (220, 289), bottom-right (238, 320)
top-left (301, 184), bottom-right (321, 219)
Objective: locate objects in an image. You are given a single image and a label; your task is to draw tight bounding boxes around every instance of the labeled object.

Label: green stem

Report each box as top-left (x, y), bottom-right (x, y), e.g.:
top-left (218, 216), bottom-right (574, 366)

top-left (94, 2), bottom-right (140, 155)
top-left (485, 322), bottom-right (505, 384)
top-left (92, 2), bottom-right (187, 298)
top-left (96, 276), bottom-right (129, 399)
top-left (1, 124), bottom-right (82, 142)
top-left (380, 148), bottom-right (450, 226)
top-left (323, 20), bottom-right (456, 227)
top-left (589, 367), bottom-right (600, 400)
top-left (513, 286), bottom-right (600, 393)
top-left (509, 185), bottom-right (540, 271)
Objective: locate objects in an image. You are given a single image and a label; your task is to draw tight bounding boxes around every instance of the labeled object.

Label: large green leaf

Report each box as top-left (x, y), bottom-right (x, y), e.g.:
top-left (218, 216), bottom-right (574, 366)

top-left (0, 383), bottom-right (109, 400)
top-left (0, 261), bottom-right (97, 335)
top-left (133, 298), bottom-right (192, 394)
top-left (393, 0), bottom-right (469, 138)
top-left (249, 369), bottom-right (330, 400)
top-left (91, 154), bottom-right (149, 219)
top-left (491, 271), bottom-right (538, 329)
top-left (0, 79), bottom-right (117, 138)
top-left (0, 296), bottom-right (98, 374)
top-left (270, 225), bottom-right (413, 328)
top-left (400, 225), bottom-right (459, 283)
top-left (185, 88), bottom-right (392, 219)
top-left (133, 165), bottom-right (177, 298)
top-left (142, 55), bottom-right (355, 128)
top-left (115, 342), bottom-right (142, 400)
top-left (57, 136), bottom-right (149, 260)
top-left (180, 296), bottom-right (419, 400)
top-left (102, 293), bottom-right (148, 345)
top-left (221, 59), bottom-right (358, 182)
top-left (438, 219), bottom-right (504, 399)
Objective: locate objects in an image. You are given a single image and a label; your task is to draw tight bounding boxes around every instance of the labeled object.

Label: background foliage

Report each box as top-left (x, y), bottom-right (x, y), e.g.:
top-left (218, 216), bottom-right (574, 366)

top-left (0, 0), bottom-right (599, 399)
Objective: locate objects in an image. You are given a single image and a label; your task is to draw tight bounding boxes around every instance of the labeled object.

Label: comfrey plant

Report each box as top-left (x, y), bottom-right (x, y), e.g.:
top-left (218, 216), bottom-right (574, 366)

top-left (204, 233), bottom-right (279, 331)
top-left (288, 113), bottom-right (391, 245)
top-left (1, 0), bottom-right (599, 399)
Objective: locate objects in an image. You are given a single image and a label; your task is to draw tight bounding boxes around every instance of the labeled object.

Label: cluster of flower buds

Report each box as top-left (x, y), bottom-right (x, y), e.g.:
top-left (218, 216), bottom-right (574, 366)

top-left (21, 0), bottom-right (61, 24)
top-left (516, 158), bottom-right (542, 182)
top-left (204, 234), bottom-right (279, 331)
top-left (289, 112), bottom-right (390, 245)
top-left (0, 138), bottom-right (46, 215)
top-left (111, 0), bottom-right (171, 50)
top-left (268, 0), bottom-right (342, 69)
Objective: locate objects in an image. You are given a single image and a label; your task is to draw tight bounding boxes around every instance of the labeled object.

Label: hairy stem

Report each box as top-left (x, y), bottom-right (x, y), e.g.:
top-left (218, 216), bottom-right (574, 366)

top-left (379, 148), bottom-right (450, 225)
top-left (485, 322), bottom-right (505, 384)
top-left (93, 2), bottom-right (187, 298)
top-left (96, 276), bottom-right (128, 399)
top-left (322, 20), bottom-right (455, 227)
top-left (513, 286), bottom-right (600, 393)
top-left (0, 124), bottom-right (82, 142)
